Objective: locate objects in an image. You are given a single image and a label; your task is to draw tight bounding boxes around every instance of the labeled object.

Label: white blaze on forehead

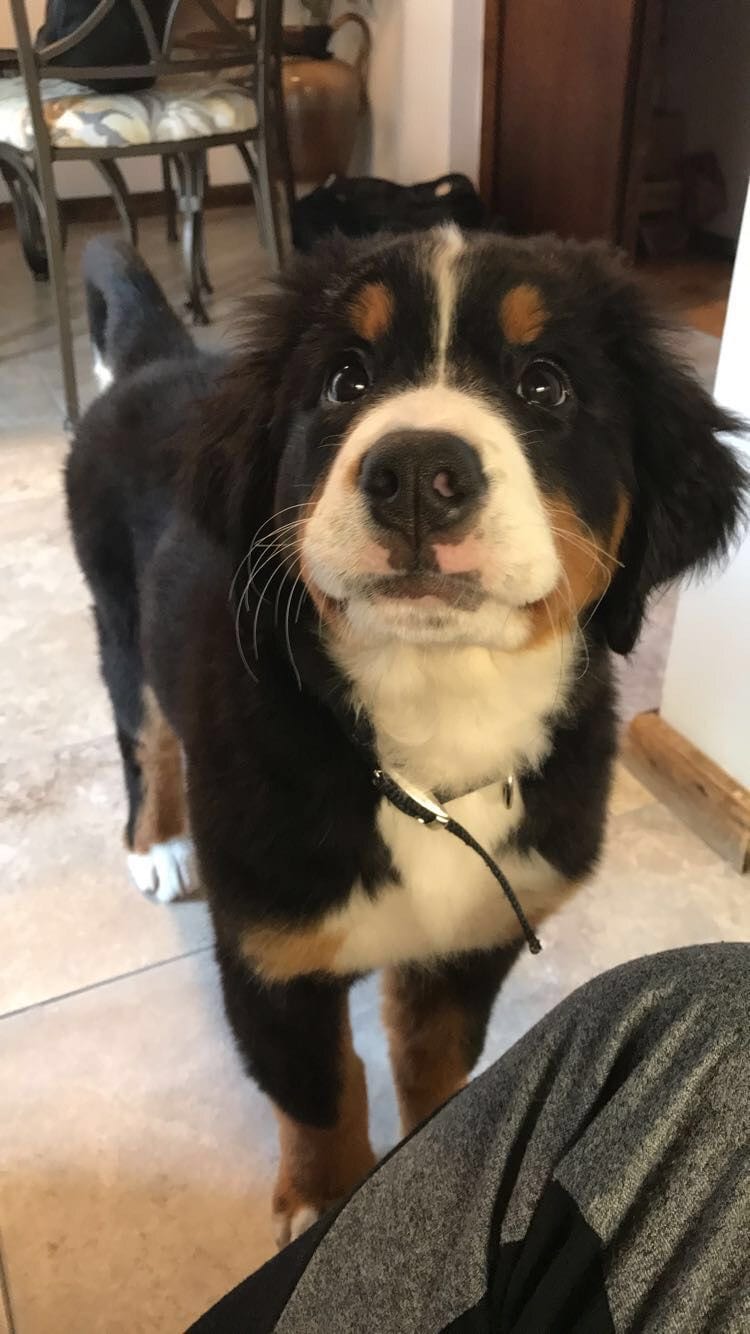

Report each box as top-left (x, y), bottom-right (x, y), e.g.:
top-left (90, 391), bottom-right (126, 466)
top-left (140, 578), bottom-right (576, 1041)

top-left (431, 225), bottom-right (464, 380)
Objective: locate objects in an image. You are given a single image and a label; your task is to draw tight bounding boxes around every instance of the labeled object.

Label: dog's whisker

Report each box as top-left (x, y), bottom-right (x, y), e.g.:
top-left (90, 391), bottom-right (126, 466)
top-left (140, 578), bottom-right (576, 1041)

top-left (273, 555), bottom-right (299, 626)
top-left (243, 504), bottom-right (307, 551)
top-left (580, 570), bottom-right (614, 635)
top-left (509, 519), bottom-right (620, 570)
top-left (250, 503), bottom-right (309, 541)
top-left (510, 513), bottom-right (620, 566)
top-left (267, 516), bottom-right (308, 539)
top-left (284, 565), bottom-right (305, 690)
top-left (249, 529), bottom-right (306, 576)
top-left (229, 552), bottom-right (251, 606)
top-left (502, 517), bottom-right (624, 572)
top-left (544, 507), bottom-right (625, 567)
top-left (546, 530), bottom-right (614, 571)
top-left (239, 507), bottom-right (310, 595)
top-left (246, 519), bottom-right (306, 576)
top-left (247, 535), bottom-right (304, 602)
top-left (248, 532), bottom-right (301, 580)
top-left (252, 553), bottom-right (292, 662)
top-left (294, 579), bottom-right (308, 625)
top-left (234, 584), bottom-right (259, 683)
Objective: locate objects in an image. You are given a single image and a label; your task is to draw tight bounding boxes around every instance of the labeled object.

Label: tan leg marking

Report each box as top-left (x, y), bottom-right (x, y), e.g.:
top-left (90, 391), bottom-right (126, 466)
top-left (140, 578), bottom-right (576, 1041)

top-left (382, 968), bottom-right (471, 1136)
top-left (273, 1012), bottom-right (376, 1246)
top-left (239, 921), bottom-right (345, 984)
top-left (132, 686), bottom-right (187, 852)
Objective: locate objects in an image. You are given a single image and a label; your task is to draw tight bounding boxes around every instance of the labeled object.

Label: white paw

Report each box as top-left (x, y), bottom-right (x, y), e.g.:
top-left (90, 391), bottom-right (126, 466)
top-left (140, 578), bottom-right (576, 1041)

top-left (127, 836), bottom-right (197, 903)
top-left (274, 1204), bottom-right (321, 1249)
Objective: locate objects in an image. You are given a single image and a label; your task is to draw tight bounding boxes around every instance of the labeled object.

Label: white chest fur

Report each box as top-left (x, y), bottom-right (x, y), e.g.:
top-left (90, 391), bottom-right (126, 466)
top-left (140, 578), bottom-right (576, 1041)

top-left (326, 635), bottom-right (577, 972)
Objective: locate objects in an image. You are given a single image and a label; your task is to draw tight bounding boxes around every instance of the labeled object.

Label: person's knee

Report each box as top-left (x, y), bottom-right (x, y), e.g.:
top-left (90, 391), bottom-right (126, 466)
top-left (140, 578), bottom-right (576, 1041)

top-left (577, 942), bottom-right (750, 1044)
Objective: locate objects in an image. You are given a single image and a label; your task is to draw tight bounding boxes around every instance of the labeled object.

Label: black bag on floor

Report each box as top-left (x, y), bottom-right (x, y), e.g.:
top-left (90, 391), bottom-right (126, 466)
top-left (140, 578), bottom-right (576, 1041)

top-left (292, 173), bottom-right (488, 251)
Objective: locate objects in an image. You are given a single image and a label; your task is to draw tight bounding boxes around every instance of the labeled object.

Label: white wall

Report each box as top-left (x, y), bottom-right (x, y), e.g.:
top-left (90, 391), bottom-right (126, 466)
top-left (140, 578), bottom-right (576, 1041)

top-left (366, 0), bottom-right (484, 184)
top-left (660, 184), bottom-right (750, 787)
top-left (448, 0), bottom-right (484, 184)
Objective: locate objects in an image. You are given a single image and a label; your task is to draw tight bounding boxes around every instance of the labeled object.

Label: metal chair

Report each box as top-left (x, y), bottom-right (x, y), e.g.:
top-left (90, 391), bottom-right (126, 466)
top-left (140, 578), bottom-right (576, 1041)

top-left (2, 0), bottom-right (293, 427)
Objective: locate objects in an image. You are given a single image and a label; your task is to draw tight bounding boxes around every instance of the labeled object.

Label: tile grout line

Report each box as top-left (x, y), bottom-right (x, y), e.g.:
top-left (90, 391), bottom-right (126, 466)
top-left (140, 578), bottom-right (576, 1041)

top-left (0, 944), bottom-right (214, 1024)
top-left (0, 1233), bottom-right (17, 1334)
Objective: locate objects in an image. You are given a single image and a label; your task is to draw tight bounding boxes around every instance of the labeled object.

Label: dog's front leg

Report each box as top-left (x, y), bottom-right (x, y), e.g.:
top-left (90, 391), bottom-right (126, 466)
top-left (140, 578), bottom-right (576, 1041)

top-left (382, 943), bottom-right (522, 1135)
top-left (215, 938), bottom-right (375, 1246)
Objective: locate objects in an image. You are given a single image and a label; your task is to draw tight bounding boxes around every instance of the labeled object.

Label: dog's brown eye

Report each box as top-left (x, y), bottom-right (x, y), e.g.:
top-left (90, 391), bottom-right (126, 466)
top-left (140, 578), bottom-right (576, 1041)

top-left (326, 354), bottom-right (371, 404)
top-left (516, 360), bottom-right (569, 410)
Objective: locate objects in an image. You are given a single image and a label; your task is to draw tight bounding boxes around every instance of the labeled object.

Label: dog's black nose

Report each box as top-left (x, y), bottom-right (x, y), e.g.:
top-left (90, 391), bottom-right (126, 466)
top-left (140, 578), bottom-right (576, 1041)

top-left (360, 431), bottom-right (486, 541)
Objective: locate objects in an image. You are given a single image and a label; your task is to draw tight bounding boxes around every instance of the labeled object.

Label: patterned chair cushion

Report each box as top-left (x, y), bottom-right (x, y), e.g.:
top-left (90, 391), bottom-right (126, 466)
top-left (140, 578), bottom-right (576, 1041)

top-left (0, 74), bottom-right (257, 152)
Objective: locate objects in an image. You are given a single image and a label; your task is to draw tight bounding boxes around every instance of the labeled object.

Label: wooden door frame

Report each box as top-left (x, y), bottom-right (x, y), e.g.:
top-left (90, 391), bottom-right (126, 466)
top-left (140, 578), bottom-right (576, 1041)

top-left (618, 0), bottom-right (664, 252)
top-left (479, 0), bottom-right (503, 205)
top-left (479, 0), bottom-right (662, 249)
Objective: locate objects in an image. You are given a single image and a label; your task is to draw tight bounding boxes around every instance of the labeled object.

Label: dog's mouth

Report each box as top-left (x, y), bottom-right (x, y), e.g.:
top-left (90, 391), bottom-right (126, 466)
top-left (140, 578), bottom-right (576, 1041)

top-left (364, 572), bottom-right (485, 611)
top-left (301, 531), bottom-right (562, 648)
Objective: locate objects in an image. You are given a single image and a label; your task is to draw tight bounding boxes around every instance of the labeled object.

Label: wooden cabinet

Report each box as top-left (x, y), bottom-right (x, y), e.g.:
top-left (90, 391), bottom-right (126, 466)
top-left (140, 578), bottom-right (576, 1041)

top-left (481, 0), bottom-right (662, 249)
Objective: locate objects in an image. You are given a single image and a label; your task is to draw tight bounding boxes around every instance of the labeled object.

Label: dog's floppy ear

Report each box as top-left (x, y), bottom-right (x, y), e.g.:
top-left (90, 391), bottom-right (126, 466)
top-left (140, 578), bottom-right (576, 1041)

top-left (596, 262), bottom-right (747, 654)
top-left (180, 282), bottom-right (301, 555)
top-left (181, 234), bottom-right (354, 554)
top-left (181, 339), bottom-right (282, 553)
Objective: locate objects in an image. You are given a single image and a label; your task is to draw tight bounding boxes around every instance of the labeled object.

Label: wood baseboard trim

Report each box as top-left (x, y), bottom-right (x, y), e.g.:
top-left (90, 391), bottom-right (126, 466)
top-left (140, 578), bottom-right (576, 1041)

top-left (623, 710), bottom-right (750, 874)
top-left (0, 180), bottom-right (254, 232)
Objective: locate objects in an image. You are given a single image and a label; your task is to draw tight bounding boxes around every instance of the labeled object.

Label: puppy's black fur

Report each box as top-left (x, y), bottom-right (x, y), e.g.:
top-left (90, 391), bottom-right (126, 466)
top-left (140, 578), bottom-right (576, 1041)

top-left (66, 233), bottom-right (746, 1228)
top-left (68, 241), bottom-right (225, 844)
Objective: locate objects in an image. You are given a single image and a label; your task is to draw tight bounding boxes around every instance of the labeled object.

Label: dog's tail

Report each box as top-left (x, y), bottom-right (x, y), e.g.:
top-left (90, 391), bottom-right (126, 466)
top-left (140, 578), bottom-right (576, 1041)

top-left (83, 237), bottom-right (195, 389)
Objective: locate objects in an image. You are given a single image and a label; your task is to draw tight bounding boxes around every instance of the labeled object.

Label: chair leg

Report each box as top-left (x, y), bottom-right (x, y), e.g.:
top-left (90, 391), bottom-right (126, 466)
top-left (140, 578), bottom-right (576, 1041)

top-left (237, 141), bottom-right (267, 247)
top-left (272, 75), bottom-right (296, 237)
top-left (47, 193), bottom-right (79, 430)
top-left (254, 132), bottom-right (283, 271)
top-left (255, 62), bottom-right (295, 271)
top-left (198, 235), bottom-right (213, 295)
top-left (9, 0), bottom-right (77, 429)
top-left (0, 153), bottom-right (49, 280)
top-left (197, 153), bottom-right (213, 295)
top-left (162, 156), bottom-right (178, 243)
top-left (49, 228), bottom-right (78, 428)
top-left (176, 153), bottom-right (210, 326)
top-left (95, 159), bottom-right (138, 248)
top-left (1, 162), bottom-right (76, 422)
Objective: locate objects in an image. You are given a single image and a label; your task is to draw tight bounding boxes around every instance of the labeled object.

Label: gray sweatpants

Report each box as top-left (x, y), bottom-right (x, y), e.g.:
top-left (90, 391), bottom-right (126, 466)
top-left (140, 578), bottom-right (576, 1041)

top-left (190, 944), bottom-right (750, 1333)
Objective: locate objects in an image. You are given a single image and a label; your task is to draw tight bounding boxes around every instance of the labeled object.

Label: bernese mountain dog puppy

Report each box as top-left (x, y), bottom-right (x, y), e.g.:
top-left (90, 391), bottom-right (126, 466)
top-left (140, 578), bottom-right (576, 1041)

top-left (66, 232), bottom-right (746, 1243)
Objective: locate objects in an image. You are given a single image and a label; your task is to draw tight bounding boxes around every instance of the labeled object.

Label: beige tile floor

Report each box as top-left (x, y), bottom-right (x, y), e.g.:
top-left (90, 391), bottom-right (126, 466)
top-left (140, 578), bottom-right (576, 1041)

top-left (1, 212), bottom-right (748, 1333)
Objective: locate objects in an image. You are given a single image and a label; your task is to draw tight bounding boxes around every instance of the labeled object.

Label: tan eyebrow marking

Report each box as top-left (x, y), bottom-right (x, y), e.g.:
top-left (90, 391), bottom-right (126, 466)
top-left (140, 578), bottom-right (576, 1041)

top-left (349, 281), bottom-right (395, 342)
top-left (500, 283), bottom-right (548, 344)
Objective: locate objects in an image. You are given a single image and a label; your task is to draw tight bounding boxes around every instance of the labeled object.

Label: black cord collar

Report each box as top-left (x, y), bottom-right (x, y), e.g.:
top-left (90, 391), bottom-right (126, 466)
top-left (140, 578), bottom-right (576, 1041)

top-left (372, 767), bottom-right (542, 956)
top-left (286, 630), bottom-right (542, 956)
